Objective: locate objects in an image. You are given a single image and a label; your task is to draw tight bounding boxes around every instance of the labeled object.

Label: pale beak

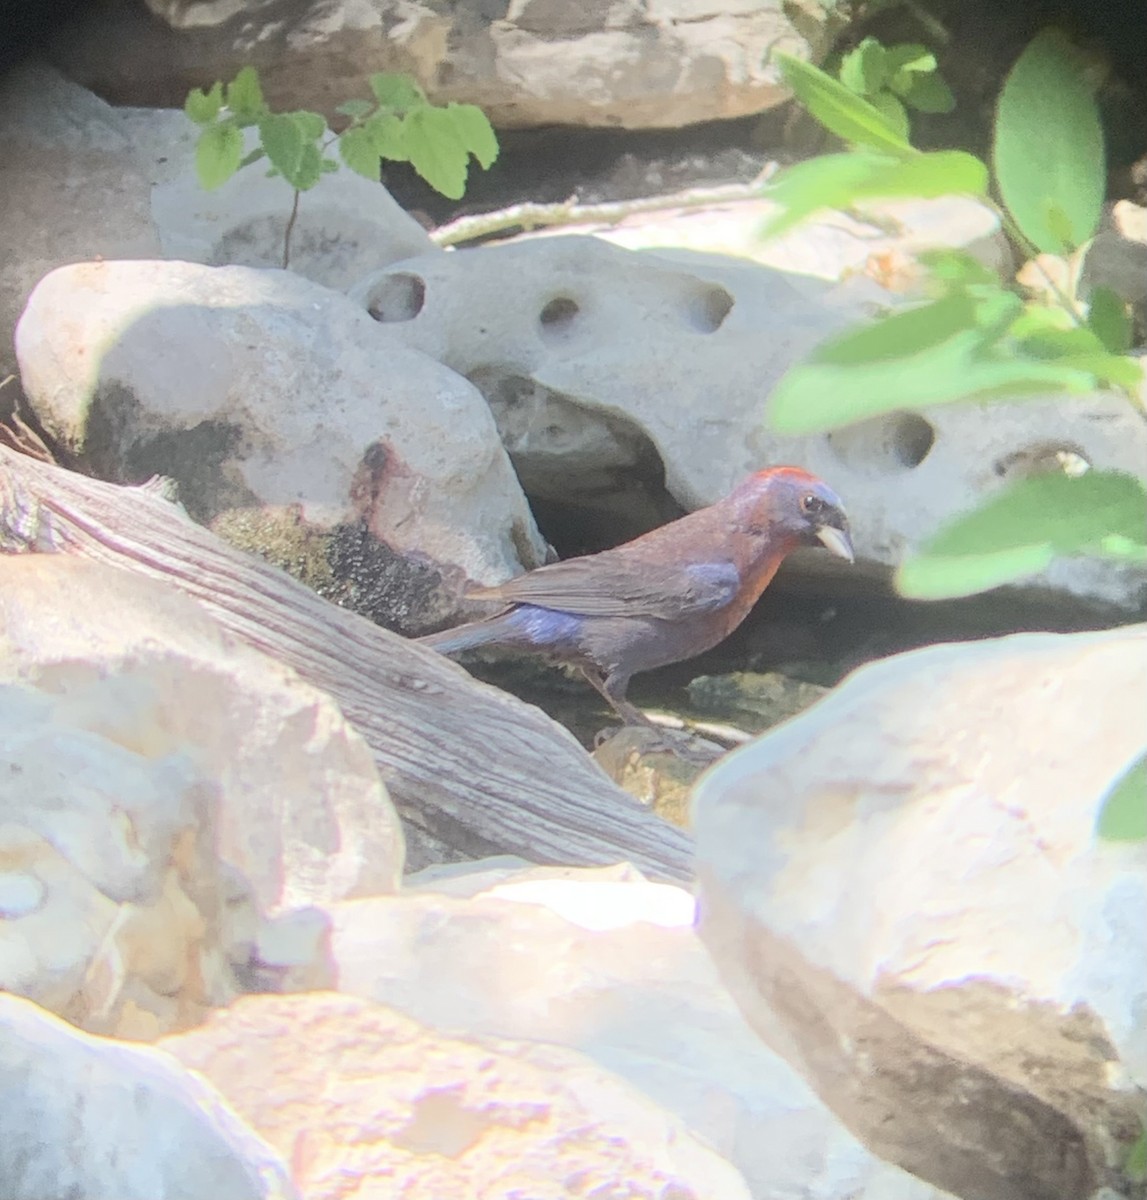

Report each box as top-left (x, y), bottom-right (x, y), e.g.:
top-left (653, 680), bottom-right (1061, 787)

top-left (816, 524), bottom-right (855, 562)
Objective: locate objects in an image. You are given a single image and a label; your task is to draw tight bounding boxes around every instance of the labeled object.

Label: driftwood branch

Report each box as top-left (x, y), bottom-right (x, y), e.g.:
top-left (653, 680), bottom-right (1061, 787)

top-left (0, 447), bottom-right (693, 882)
top-left (430, 167), bottom-right (779, 247)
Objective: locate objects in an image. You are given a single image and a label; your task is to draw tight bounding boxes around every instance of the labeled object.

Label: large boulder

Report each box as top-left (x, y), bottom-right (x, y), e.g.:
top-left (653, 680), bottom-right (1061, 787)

top-left (325, 859), bottom-right (957, 1200)
top-left (350, 234), bottom-right (1147, 611)
top-left (692, 625), bottom-right (1147, 1200)
top-left (50, 0), bottom-right (812, 130)
top-left (0, 992), bottom-right (297, 1200)
top-left (0, 554), bottom-right (403, 1034)
top-left (160, 989), bottom-right (755, 1199)
top-left (15, 259), bottom-right (546, 630)
top-left (0, 63), bottom-right (434, 379)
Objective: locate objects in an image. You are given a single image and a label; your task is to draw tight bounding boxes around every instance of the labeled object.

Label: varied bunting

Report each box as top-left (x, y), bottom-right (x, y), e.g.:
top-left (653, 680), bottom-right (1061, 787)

top-left (419, 466), bottom-right (853, 725)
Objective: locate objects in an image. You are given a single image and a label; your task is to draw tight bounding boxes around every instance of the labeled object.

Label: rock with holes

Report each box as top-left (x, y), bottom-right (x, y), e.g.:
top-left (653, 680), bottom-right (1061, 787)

top-left (0, 553), bottom-right (402, 1035)
top-left (52, 0), bottom-right (811, 131)
top-left (322, 858), bottom-right (957, 1200)
top-left (0, 63), bottom-right (434, 381)
top-left (0, 992), bottom-right (298, 1200)
top-left (15, 259), bottom-right (547, 630)
top-left (693, 626), bottom-right (1147, 1200)
top-left (350, 234), bottom-right (1147, 611)
top-left (159, 990), bottom-right (754, 1199)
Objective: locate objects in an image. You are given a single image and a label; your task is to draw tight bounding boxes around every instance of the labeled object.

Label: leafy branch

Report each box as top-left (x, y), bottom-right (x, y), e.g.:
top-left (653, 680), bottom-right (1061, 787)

top-left (184, 67), bottom-right (499, 266)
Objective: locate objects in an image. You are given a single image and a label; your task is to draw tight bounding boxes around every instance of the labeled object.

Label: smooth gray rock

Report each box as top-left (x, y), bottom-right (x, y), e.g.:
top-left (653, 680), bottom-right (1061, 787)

top-left (693, 625), bottom-right (1147, 1200)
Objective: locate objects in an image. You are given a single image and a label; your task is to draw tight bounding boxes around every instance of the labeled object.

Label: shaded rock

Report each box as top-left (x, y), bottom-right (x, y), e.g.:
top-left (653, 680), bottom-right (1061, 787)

top-left (323, 860), bottom-right (956, 1200)
top-left (351, 234), bottom-right (1147, 611)
top-left (160, 990), bottom-right (754, 1199)
top-left (0, 62), bottom-right (433, 379)
top-left (593, 724), bottom-right (724, 823)
top-left (0, 992), bottom-right (297, 1200)
top-left (51, 0), bottom-right (812, 131)
top-left (686, 670), bottom-right (829, 732)
top-left (15, 258), bottom-right (546, 630)
top-left (693, 626), bottom-right (1147, 1200)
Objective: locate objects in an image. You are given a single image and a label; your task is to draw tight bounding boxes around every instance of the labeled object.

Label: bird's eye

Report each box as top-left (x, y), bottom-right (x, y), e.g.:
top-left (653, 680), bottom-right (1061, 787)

top-left (800, 493), bottom-right (828, 517)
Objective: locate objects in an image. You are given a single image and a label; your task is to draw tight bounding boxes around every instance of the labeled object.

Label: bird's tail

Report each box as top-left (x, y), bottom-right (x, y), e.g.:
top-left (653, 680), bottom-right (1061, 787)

top-left (417, 612), bottom-right (518, 656)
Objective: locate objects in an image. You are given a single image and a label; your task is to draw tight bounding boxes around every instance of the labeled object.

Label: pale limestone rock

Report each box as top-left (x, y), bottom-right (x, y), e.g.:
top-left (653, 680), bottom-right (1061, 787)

top-left (324, 861), bottom-right (956, 1200)
top-left (0, 992), bottom-right (297, 1200)
top-left (15, 259), bottom-right (546, 627)
top-left (692, 625), bottom-right (1147, 1200)
top-left (54, 0), bottom-right (811, 130)
top-left (0, 554), bottom-right (403, 917)
top-left (0, 555), bottom-right (396, 1034)
top-left (351, 234), bottom-right (1147, 611)
top-left (160, 990), bottom-right (754, 1200)
top-left (0, 63), bottom-right (433, 379)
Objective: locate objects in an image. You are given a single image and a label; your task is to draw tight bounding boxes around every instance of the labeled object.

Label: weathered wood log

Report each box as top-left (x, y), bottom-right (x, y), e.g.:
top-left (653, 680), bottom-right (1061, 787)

top-left (0, 446), bottom-right (693, 882)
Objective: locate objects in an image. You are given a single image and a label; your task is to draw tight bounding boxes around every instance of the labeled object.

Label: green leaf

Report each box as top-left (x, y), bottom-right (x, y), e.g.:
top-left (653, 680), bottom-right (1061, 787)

top-left (761, 149), bottom-right (988, 239)
top-left (320, 157), bottom-right (340, 173)
top-left (994, 28), bottom-right (1104, 253)
top-left (225, 65), bottom-right (265, 119)
top-left (184, 81), bottom-right (223, 125)
top-left (365, 111), bottom-right (408, 162)
top-left (336, 98), bottom-right (376, 120)
top-left (369, 72), bottom-right (427, 110)
top-left (776, 51), bottom-right (913, 154)
top-left (290, 110), bottom-right (327, 141)
top-left (446, 102), bottom-right (500, 170)
top-left (195, 120), bottom-right (243, 189)
top-left (918, 248), bottom-right (1001, 289)
top-left (903, 71), bottom-right (956, 113)
top-left (402, 105), bottom-right (469, 198)
top-left (339, 124), bottom-right (382, 180)
top-left (767, 291), bottom-right (1099, 434)
top-left (237, 146), bottom-right (266, 169)
top-left (896, 470), bottom-right (1147, 599)
top-left (290, 141), bottom-right (323, 191)
top-left (883, 43), bottom-right (934, 75)
top-left (259, 113), bottom-right (305, 180)
top-left (868, 92), bottom-right (910, 140)
top-left (1096, 754), bottom-right (1147, 842)
top-left (1086, 286), bottom-right (1133, 354)
top-left (839, 38), bottom-right (887, 95)
top-left (1125, 1127), bottom-right (1147, 1183)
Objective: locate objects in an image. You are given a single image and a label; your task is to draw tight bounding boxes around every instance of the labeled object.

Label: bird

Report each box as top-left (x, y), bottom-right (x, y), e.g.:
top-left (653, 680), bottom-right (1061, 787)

top-left (418, 466), bottom-right (853, 726)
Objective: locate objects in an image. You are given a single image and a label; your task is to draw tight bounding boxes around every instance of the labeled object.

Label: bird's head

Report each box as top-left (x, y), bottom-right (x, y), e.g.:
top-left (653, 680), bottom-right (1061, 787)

top-left (733, 466), bottom-right (854, 562)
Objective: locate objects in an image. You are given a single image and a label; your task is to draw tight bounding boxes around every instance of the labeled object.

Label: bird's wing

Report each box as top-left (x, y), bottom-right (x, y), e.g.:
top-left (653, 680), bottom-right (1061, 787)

top-left (471, 556), bottom-right (742, 620)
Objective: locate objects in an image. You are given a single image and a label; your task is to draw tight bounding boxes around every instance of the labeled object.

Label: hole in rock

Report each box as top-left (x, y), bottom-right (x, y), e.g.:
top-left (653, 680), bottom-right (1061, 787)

top-left (826, 412), bottom-right (935, 474)
top-left (538, 296), bottom-right (580, 338)
top-left (689, 284), bottom-right (734, 333)
top-left (366, 273), bottom-right (426, 322)
top-left (993, 444), bottom-right (1092, 481)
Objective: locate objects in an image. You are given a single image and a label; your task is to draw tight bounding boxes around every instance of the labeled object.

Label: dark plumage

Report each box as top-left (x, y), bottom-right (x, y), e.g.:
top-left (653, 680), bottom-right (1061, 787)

top-left (419, 466), bottom-right (853, 724)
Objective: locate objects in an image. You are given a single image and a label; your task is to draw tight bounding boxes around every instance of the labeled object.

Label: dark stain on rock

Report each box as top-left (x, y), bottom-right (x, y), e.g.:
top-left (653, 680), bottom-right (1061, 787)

top-left (83, 384), bottom-right (259, 523)
top-left (327, 520), bottom-right (454, 636)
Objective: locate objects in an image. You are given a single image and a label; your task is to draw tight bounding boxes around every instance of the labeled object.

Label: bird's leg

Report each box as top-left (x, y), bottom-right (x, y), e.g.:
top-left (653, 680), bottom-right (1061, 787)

top-left (579, 667), bottom-right (653, 727)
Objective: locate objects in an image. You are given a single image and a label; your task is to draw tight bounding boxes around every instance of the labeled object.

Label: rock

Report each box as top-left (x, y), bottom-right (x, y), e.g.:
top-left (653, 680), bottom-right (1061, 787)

top-left (160, 990), bottom-right (755, 1200)
top-left (322, 861), bottom-right (956, 1200)
top-left (692, 626), bottom-right (1147, 1200)
top-left (562, 193), bottom-right (1009, 285)
top-left (0, 554), bottom-right (400, 1033)
top-left (0, 554), bottom-right (403, 915)
top-left (0, 62), bottom-right (434, 378)
top-left (51, 0), bottom-right (812, 131)
top-left (15, 259), bottom-right (546, 629)
top-left (350, 234), bottom-right (1147, 612)
top-left (0, 992), bottom-right (297, 1200)
top-left (592, 725), bottom-right (725, 823)
top-left (686, 670), bottom-right (829, 732)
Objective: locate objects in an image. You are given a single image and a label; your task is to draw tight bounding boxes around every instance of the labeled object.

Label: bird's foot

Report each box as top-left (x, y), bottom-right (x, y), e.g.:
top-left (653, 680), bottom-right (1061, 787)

top-left (595, 722), bottom-right (726, 767)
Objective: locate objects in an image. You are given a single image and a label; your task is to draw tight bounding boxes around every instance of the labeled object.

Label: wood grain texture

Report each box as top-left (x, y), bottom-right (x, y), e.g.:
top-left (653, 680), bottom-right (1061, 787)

top-left (0, 447), bottom-right (693, 882)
